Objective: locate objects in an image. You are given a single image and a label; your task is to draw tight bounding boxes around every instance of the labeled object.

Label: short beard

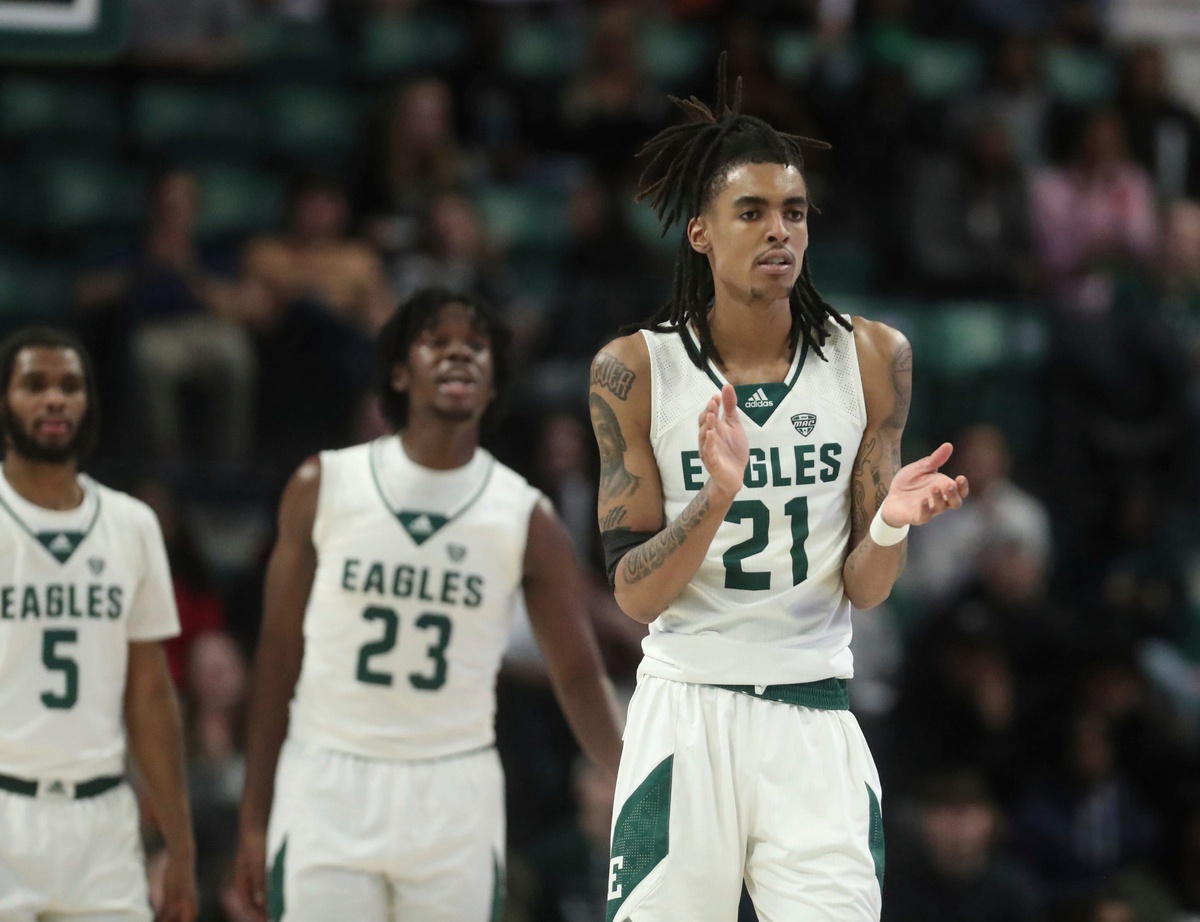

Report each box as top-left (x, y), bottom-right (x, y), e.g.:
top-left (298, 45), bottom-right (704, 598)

top-left (429, 404), bottom-right (479, 424)
top-left (2, 406), bottom-right (82, 464)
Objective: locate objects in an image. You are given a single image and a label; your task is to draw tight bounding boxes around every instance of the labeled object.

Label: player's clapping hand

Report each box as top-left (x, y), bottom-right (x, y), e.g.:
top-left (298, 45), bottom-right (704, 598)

top-left (154, 849), bottom-right (198, 922)
top-left (231, 830), bottom-right (269, 922)
top-left (878, 442), bottom-right (969, 527)
top-left (698, 384), bottom-right (749, 499)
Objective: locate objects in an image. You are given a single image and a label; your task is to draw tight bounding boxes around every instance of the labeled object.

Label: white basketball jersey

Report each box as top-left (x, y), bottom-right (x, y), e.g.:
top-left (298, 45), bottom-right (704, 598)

top-left (288, 438), bottom-right (543, 761)
top-left (0, 468), bottom-right (180, 779)
top-left (638, 322), bottom-right (866, 685)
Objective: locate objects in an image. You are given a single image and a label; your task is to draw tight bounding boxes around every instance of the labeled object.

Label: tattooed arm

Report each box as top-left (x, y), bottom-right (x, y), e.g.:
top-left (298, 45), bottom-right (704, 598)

top-left (842, 320), bottom-right (968, 609)
top-left (590, 335), bottom-right (746, 624)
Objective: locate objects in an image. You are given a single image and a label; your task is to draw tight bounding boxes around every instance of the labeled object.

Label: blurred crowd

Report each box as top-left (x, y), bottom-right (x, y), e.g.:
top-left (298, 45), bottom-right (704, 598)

top-left (4, 0), bottom-right (1200, 920)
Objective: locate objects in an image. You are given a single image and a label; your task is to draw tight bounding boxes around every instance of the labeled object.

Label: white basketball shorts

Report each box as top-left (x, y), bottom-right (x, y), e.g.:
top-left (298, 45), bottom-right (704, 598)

top-left (266, 738), bottom-right (505, 922)
top-left (605, 675), bottom-right (884, 922)
top-left (0, 783), bottom-right (150, 921)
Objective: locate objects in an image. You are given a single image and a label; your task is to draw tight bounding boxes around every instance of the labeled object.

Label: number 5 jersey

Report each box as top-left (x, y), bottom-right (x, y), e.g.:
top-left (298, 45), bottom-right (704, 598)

top-left (288, 438), bottom-right (543, 761)
top-left (638, 322), bottom-right (867, 687)
top-left (0, 470), bottom-right (180, 780)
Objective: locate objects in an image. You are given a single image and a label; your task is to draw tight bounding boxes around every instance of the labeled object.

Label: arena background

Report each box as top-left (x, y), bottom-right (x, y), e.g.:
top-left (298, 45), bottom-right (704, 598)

top-left (2, 1), bottom-right (1200, 919)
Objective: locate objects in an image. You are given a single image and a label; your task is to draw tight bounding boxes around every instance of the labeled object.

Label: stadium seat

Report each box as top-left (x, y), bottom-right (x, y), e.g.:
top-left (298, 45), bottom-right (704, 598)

top-left (192, 165), bottom-right (284, 240)
top-left (807, 239), bottom-right (877, 296)
top-left (0, 77), bottom-right (121, 148)
top-left (1045, 47), bottom-right (1114, 105)
top-left (133, 84), bottom-right (262, 160)
top-left (474, 184), bottom-right (569, 255)
top-left (919, 301), bottom-right (1009, 376)
top-left (639, 22), bottom-right (711, 89)
top-left (771, 31), bottom-right (816, 84)
top-left (10, 158), bottom-right (143, 235)
top-left (907, 41), bottom-right (981, 100)
top-left (358, 12), bottom-right (466, 78)
top-left (243, 13), bottom-right (348, 79)
top-left (260, 84), bottom-right (362, 166)
top-left (623, 198), bottom-right (681, 259)
top-left (500, 21), bottom-right (582, 82)
top-left (0, 255), bottom-right (73, 321)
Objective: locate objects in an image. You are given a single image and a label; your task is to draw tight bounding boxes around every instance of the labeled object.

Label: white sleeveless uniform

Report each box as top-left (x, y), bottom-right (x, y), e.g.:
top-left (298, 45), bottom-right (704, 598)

top-left (0, 468), bottom-right (179, 922)
top-left (268, 438), bottom-right (542, 922)
top-left (607, 325), bottom-right (885, 922)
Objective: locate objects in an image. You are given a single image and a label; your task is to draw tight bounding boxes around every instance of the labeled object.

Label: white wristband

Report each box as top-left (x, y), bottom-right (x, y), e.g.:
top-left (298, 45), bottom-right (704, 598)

top-left (869, 507), bottom-right (909, 547)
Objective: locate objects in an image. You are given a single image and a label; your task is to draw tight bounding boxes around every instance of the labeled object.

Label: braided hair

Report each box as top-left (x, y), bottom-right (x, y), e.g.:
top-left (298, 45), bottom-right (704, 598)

top-left (635, 54), bottom-right (851, 368)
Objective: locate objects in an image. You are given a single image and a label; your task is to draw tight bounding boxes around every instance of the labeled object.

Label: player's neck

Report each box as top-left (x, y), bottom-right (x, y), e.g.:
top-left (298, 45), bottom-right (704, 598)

top-left (2, 454), bottom-right (83, 510)
top-left (707, 293), bottom-right (795, 373)
top-left (399, 423), bottom-right (480, 471)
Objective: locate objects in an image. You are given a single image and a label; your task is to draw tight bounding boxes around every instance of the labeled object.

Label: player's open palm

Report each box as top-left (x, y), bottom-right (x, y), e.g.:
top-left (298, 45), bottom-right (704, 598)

top-left (698, 384), bottom-right (749, 497)
top-left (879, 441), bottom-right (969, 527)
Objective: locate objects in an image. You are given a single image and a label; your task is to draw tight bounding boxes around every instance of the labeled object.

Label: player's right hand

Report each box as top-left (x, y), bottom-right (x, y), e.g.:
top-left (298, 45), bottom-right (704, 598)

top-left (231, 829), bottom-right (269, 922)
top-left (698, 384), bottom-right (749, 498)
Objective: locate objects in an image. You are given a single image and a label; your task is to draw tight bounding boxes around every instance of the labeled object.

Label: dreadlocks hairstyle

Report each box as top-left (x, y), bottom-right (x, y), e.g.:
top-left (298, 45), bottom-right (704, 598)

top-left (373, 287), bottom-right (510, 431)
top-left (0, 326), bottom-right (101, 464)
top-left (635, 53), bottom-right (852, 368)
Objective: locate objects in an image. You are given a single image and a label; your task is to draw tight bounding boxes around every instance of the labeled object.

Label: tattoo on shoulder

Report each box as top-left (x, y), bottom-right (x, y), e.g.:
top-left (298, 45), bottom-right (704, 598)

top-left (590, 393), bottom-right (642, 502)
top-left (623, 490), bottom-right (711, 584)
top-left (885, 340), bottom-right (912, 431)
top-left (591, 352), bottom-right (637, 401)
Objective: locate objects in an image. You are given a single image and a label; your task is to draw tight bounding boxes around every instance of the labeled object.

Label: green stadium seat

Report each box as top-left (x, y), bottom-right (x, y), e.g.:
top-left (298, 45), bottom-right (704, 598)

top-left (0, 78), bottom-right (121, 146)
top-left (771, 31), bottom-right (816, 84)
top-left (261, 85), bottom-right (361, 165)
top-left (358, 13), bottom-right (466, 78)
top-left (807, 239), bottom-right (877, 296)
top-left (133, 84), bottom-right (262, 159)
top-left (919, 302), bottom-right (1009, 376)
top-left (475, 184), bottom-right (569, 255)
top-left (623, 199), bottom-right (680, 258)
top-left (501, 21), bottom-right (582, 82)
top-left (192, 166), bottom-right (284, 240)
top-left (640, 23), bottom-right (710, 89)
top-left (12, 158), bottom-right (143, 234)
top-left (907, 41), bottom-right (981, 100)
top-left (0, 256), bottom-right (73, 320)
top-left (1045, 47), bottom-right (1114, 105)
top-left (244, 14), bottom-right (347, 78)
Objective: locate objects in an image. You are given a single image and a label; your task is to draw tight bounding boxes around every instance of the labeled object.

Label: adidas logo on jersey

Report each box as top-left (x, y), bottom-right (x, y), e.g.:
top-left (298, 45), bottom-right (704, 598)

top-left (743, 387), bottom-right (774, 409)
top-left (409, 515), bottom-right (434, 536)
top-left (48, 533), bottom-right (72, 553)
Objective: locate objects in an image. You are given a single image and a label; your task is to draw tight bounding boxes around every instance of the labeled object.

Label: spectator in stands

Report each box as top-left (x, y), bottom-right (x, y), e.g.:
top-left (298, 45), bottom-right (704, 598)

top-left (128, 0), bottom-right (247, 70)
top-left (1117, 43), bottom-right (1200, 201)
top-left (371, 78), bottom-right (472, 256)
top-left (1011, 710), bottom-right (1160, 906)
top-left (883, 769), bottom-right (1043, 922)
top-left (561, 4), bottom-right (666, 180)
top-left (953, 33), bottom-right (1050, 168)
top-left (907, 116), bottom-right (1038, 297)
top-left (1032, 108), bottom-right (1158, 314)
top-left (906, 424), bottom-right (1051, 609)
top-left (244, 173), bottom-right (392, 462)
top-left (76, 168), bottom-right (257, 469)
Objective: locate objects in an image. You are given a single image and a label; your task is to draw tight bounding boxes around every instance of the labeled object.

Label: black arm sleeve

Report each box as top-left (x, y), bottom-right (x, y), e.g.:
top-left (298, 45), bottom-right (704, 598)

top-left (600, 528), bottom-right (660, 589)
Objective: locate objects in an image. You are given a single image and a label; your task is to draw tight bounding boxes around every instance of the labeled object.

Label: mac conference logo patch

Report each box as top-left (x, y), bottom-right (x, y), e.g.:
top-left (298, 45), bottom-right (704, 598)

top-left (791, 413), bottom-right (817, 437)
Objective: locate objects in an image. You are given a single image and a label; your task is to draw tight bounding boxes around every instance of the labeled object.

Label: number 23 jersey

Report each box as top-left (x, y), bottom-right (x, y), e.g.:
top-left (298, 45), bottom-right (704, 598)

top-left (288, 438), bottom-right (543, 761)
top-left (638, 323), bottom-right (867, 686)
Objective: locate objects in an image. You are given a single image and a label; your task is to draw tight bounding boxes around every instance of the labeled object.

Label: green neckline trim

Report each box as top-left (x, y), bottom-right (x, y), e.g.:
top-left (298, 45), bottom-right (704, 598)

top-left (0, 481), bottom-right (101, 566)
top-left (369, 438), bottom-right (496, 544)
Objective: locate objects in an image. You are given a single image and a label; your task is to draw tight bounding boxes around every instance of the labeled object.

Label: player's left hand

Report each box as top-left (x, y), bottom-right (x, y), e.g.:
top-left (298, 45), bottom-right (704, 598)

top-left (155, 849), bottom-right (199, 922)
top-left (878, 442), bottom-right (969, 527)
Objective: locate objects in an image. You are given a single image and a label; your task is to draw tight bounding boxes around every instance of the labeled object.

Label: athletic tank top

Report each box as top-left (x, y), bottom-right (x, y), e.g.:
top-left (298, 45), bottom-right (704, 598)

top-left (638, 322), bottom-right (867, 685)
top-left (289, 437), bottom-right (543, 760)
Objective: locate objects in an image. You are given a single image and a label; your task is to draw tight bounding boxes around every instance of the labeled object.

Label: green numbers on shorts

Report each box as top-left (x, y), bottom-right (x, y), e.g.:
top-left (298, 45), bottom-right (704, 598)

top-left (722, 497), bottom-right (809, 591)
top-left (41, 628), bottom-right (79, 709)
top-left (355, 606), bottom-right (453, 691)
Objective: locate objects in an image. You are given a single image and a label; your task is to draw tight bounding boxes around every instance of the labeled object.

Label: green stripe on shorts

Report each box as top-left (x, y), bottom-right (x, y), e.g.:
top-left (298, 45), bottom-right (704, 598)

top-left (866, 785), bottom-right (885, 890)
top-left (491, 850), bottom-right (505, 922)
top-left (269, 838), bottom-right (287, 922)
top-left (606, 755), bottom-right (673, 922)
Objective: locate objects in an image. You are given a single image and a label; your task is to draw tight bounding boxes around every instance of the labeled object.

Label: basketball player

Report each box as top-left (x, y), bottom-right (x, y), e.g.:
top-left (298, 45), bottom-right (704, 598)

top-left (0, 327), bottom-right (196, 921)
top-left (591, 63), bottom-right (969, 920)
top-left (234, 288), bottom-right (623, 922)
